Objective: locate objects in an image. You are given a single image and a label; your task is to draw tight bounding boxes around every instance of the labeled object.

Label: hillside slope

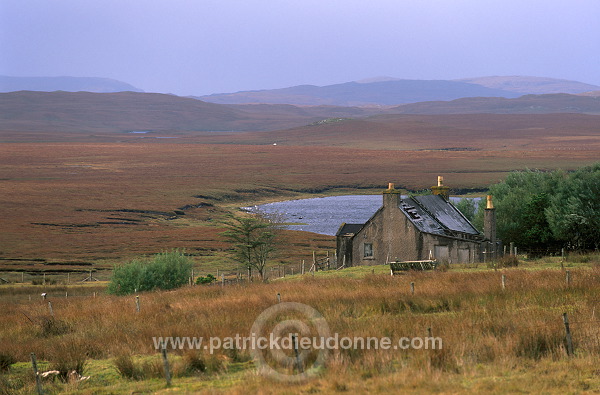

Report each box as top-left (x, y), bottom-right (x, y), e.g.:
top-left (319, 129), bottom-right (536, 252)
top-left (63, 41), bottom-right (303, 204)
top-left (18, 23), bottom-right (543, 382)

top-left (0, 91), bottom-right (385, 140)
top-left (457, 76), bottom-right (600, 94)
top-left (199, 80), bottom-right (519, 106)
top-left (390, 94), bottom-right (600, 115)
top-left (0, 76), bottom-right (144, 93)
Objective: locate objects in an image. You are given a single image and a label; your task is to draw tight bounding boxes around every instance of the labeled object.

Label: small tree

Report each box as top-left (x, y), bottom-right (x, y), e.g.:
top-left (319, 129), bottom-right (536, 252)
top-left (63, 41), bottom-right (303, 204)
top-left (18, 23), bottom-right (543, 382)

top-left (221, 214), bottom-right (277, 281)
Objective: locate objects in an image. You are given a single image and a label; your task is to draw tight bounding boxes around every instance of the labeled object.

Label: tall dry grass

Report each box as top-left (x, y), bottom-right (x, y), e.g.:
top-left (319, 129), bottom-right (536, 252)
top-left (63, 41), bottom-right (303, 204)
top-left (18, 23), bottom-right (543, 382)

top-left (1, 266), bottom-right (598, 389)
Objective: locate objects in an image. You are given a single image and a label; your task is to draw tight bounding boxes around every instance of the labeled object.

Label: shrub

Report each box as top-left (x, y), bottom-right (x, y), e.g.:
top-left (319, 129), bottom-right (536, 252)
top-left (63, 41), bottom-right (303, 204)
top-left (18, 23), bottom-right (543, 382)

top-left (489, 255), bottom-right (519, 269)
top-left (195, 274), bottom-right (216, 285)
top-left (0, 352), bottom-right (15, 371)
top-left (182, 351), bottom-right (206, 374)
top-left (49, 343), bottom-right (87, 383)
top-left (39, 317), bottom-right (72, 337)
top-left (114, 354), bottom-right (145, 380)
top-left (108, 249), bottom-right (193, 295)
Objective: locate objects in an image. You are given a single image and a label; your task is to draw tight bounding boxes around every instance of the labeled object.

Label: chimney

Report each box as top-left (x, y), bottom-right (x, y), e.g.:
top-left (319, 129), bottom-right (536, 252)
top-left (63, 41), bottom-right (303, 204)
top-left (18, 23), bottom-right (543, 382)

top-left (484, 195), bottom-right (496, 243)
top-left (383, 182), bottom-right (401, 208)
top-left (486, 195), bottom-right (494, 209)
top-left (431, 175), bottom-right (450, 200)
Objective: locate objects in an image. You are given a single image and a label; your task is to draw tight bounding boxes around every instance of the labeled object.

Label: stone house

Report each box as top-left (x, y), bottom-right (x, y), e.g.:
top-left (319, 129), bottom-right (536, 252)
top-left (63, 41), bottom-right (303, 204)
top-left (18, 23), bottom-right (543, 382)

top-left (336, 177), bottom-right (500, 266)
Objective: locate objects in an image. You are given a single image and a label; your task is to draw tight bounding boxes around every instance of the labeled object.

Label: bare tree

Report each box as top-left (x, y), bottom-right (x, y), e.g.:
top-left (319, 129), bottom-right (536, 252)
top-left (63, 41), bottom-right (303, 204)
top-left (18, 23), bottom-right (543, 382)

top-left (220, 214), bottom-right (278, 281)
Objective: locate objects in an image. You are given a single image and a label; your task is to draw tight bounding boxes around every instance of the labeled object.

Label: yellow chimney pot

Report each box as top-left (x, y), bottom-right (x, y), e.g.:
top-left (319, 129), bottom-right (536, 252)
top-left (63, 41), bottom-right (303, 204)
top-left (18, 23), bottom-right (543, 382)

top-left (486, 195), bottom-right (494, 209)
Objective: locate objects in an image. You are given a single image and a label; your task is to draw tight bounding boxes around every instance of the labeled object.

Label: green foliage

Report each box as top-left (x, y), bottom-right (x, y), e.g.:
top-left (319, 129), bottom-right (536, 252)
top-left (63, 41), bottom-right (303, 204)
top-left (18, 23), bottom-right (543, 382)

top-left (220, 215), bottom-right (277, 280)
top-left (108, 249), bottom-right (193, 295)
top-left (454, 198), bottom-right (477, 223)
top-left (195, 273), bottom-right (216, 285)
top-left (546, 163), bottom-right (600, 249)
top-left (477, 163), bottom-right (600, 250)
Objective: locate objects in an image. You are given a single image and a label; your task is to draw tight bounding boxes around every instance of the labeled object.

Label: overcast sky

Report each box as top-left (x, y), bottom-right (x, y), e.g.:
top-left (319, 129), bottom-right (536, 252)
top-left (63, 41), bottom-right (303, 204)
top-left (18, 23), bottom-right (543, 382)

top-left (1, 0), bottom-right (599, 96)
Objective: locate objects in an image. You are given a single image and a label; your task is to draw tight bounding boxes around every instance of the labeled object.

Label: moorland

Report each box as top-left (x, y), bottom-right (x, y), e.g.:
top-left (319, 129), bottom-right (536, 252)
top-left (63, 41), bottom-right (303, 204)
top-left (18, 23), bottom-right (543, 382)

top-left (1, 89), bottom-right (600, 393)
top-left (1, 91), bottom-right (600, 277)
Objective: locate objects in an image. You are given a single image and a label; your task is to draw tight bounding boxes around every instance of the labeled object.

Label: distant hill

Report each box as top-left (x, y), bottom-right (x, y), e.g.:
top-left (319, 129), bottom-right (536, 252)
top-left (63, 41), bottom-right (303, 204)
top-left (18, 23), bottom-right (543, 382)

top-left (578, 91), bottom-right (600, 97)
top-left (198, 76), bottom-right (600, 106)
top-left (0, 91), bottom-right (382, 139)
top-left (198, 80), bottom-right (520, 106)
top-left (456, 76), bottom-right (600, 95)
top-left (389, 94), bottom-right (600, 115)
top-left (0, 76), bottom-right (144, 93)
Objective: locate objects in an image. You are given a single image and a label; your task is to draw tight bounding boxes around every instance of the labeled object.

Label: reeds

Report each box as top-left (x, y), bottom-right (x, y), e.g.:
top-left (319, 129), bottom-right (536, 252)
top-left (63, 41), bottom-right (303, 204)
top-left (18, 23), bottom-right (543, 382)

top-left (1, 264), bottom-right (598, 391)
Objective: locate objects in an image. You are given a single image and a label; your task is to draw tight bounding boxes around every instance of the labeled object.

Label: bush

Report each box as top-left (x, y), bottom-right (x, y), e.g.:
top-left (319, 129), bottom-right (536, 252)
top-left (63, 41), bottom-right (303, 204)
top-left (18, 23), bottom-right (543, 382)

top-left (108, 249), bottom-right (193, 295)
top-left (182, 351), bottom-right (206, 374)
top-left (195, 274), bottom-right (216, 285)
top-left (114, 354), bottom-right (145, 380)
top-left (494, 255), bottom-right (519, 268)
top-left (0, 352), bottom-right (15, 371)
top-left (49, 343), bottom-right (87, 383)
top-left (39, 317), bottom-right (72, 337)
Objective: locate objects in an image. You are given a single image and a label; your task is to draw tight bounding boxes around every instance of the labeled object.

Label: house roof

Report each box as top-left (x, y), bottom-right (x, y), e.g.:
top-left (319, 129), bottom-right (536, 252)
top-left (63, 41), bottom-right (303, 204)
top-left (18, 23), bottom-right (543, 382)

top-left (400, 195), bottom-right (481, 237)
top-left (336, 223), bottom-right (365, 236)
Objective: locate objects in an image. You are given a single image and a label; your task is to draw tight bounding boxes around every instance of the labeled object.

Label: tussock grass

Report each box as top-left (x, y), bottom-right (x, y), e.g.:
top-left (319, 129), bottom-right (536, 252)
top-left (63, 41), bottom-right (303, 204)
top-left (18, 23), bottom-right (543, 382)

top-left (1, 263), bottom-right (599, 393)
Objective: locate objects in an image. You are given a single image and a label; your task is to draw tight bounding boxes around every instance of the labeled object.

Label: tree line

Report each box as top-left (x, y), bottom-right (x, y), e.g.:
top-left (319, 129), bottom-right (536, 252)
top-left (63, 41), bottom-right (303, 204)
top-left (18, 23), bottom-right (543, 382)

top-left (468, 163), bottom-right (600, 251)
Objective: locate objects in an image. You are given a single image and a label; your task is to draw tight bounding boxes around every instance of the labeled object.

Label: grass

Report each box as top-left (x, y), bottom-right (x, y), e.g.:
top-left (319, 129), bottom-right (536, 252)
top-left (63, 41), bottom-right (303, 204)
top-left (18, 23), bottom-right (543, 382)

top-left (1, 257), bottom-right (599, 393)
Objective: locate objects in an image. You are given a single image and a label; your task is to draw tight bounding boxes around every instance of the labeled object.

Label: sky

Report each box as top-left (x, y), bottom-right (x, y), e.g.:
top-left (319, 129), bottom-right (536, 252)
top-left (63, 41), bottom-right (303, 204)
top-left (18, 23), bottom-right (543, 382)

top-left (1, 0), bottom-right (599, 96)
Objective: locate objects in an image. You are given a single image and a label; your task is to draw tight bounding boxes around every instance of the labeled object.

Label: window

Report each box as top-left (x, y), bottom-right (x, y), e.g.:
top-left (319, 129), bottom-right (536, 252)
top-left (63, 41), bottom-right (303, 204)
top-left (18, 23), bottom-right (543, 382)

top-left (364, 243), bottom-right (373, 258)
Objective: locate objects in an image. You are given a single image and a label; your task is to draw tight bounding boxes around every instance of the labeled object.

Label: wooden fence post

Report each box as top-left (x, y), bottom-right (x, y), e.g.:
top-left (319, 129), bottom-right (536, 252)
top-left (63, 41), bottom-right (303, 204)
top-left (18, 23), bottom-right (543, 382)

top-left (31, 352), bottom-right (43, 395)
top-left (221, 274), bottom-right (225, 287)
top-left (563, 312), bottom-right (574, 356)
top-left (135, 295), bottom-right (140, 313)
top-left (302, 260), bottom-right (305, 275)
top-left (292, 334), bottom-right (303, 373)
top-left (161, 346), bottom-right (172, 387)
top-left (566, 270), bottom-right (571, 287)
top-left (48, 301), bottom-right (54, 317)
top-left (410, 282), bottom-right (415, 295)
top-left (501, 274), bottom-right (506, 291)
top-left (277, 292), bottom-right (281, 303)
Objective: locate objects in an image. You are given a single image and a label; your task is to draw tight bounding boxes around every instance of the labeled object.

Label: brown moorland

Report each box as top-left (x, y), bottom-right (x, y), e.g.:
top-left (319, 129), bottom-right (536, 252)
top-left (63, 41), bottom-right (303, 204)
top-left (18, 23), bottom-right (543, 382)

top-left (1, 111), bottom-right (600, 274)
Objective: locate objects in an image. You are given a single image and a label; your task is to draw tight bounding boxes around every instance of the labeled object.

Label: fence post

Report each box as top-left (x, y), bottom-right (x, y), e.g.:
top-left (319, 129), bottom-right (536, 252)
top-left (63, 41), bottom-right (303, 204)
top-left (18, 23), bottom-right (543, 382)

top-left (136, 295), bottom-right (140, 313)
top-left (161, 346), bottom-right (172, 387)
top-left (566, 270), bottom-right (571, 287)
top-left (31, 352), bottom-right (43, 395)
top-left (277, 292), bottom-right (281, 303)
top-left (410, 282), bottom-right (415, 295)
top-left (562, 313), bottom-right (574, 356)
top-left (292, 334), bottom-right (303, 373)
top-left (48, 301), bottom-right (54, 317)
top-left (302, 260), bottom-right (305, 275)
top-left (501, 274), bottom-right (506, 291)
